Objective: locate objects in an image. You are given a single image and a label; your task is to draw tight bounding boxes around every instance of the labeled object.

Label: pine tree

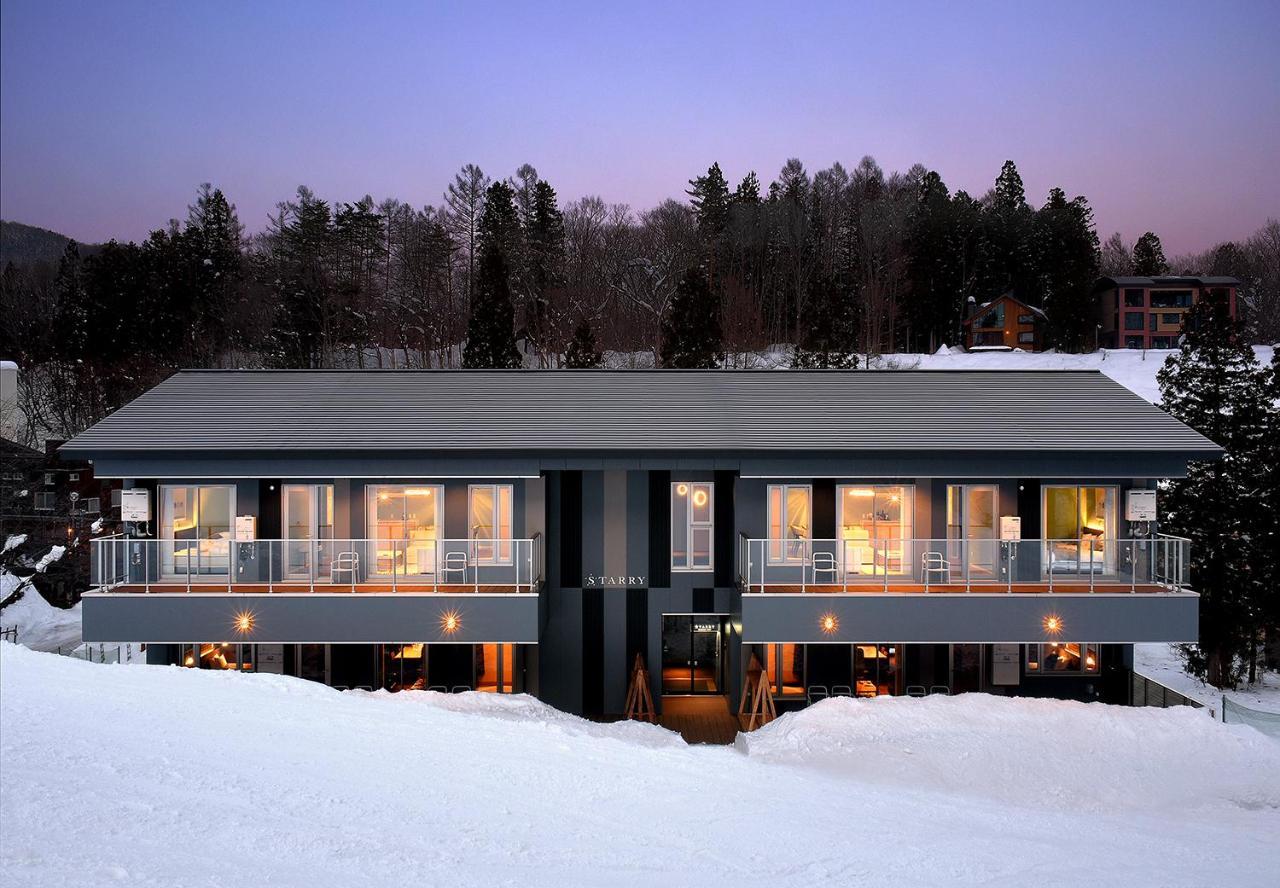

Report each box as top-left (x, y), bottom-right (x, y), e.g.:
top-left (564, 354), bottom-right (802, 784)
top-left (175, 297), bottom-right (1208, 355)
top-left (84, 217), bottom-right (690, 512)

top-left (733, 171), bottom-right (761, 205)
top-left (563, 318), bottom-right (602, 368)
top-left (522, 180), bottom-right (565, 364)
top-left (793, 274), bottom-right (858, 368)
top-left (462, 244), bottom-right (521, 369)
top-left (1036, 188), bottom-right (1100, 351)
top-left (978, 160), bottom-right (1040, 302)
top-left (687, 162), bottom-right (731, 240)
top-left (659, 268), bottom-right (721, 368)
top-left (1132, 231), bottom-right (1169, 276)
top-left (1157, 297), bottom-right (1269, 686)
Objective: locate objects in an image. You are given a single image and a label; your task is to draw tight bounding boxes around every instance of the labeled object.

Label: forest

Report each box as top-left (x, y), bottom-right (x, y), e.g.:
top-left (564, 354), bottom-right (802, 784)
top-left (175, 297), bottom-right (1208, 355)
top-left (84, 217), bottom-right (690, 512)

top-left (1, 156), bottom-right (1277, 441)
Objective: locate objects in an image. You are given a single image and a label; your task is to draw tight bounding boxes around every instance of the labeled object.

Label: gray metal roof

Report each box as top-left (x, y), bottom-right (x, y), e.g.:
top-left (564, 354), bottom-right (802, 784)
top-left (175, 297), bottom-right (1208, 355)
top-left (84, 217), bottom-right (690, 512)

top-left (60, 369), bottom-right (1222, 455)
top-left (1095, 275), bottom-right (1240, 289)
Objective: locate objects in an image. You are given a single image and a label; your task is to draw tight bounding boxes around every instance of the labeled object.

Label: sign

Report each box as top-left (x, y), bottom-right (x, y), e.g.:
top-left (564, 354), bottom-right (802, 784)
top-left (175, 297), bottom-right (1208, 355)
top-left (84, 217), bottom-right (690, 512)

top-left (1126, 489), bottom-right (1157, 522)
top-left (120, 488), bottom-right (150, 522)
top-left (992, 644), bottom-right (1020, 685)
top-left (999, 516), bottom-right (1022, 541)
top-left (235, 515), bottom-right (257, 541)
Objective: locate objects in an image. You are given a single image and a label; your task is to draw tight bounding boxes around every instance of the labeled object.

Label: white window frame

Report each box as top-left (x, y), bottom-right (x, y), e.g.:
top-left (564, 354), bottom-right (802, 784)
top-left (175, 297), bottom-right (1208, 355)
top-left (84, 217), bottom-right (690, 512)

top-left (671, 481), bottom-right (714, 572)
top-left (365, 484), bottom-right (444, 577)
top-left (837, 484), bottom-right (915, 576)
top-left (1041, 484), bottom-right (1119, 577)
top-left (469, 483), bottom-right (514, 565)
top-left (159, 484), bottom-right (237, 578)
top-left (282, 484), bottom-right (335, 580)
top-left (767, 483), bottom-right (812, 565)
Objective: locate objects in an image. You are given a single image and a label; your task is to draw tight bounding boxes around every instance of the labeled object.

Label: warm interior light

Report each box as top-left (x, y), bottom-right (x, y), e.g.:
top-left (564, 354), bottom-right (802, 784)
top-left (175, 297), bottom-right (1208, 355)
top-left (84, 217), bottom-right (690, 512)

top-left (692, 489), bottom-right (708, 507)
top-left (820, 613), bottom-right (839, 634)
top-left (184, 654), bottom-right (194, 666)
top-left (405, 488), bottom-right (434, 497)
top-left (846, 488), bottom-right (874, 498)
top-left (439, 609), bottom-right (462, 635)
top-left (1086, 655), bottom-right (1096, 668)
top-left (676, 484), bottom-right (689, 496)
top-left (1043, 614), bottom-right (1063, 635)
top-left (233, 610), bottom-right (256, 634)
top-left (378, 491), bottom-right (390, 501)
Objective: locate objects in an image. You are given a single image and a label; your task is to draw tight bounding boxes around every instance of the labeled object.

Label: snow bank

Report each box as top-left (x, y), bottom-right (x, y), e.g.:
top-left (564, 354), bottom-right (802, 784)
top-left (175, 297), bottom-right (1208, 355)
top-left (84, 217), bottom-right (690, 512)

top-left (738, 694), bottom-right (1280, 815)
top-left (1136, 642), bottom-right (1280, 714)
top-left (0, 571), bottom-right (82, 652)
top-left (3, 644), bottom-right (1278, 887)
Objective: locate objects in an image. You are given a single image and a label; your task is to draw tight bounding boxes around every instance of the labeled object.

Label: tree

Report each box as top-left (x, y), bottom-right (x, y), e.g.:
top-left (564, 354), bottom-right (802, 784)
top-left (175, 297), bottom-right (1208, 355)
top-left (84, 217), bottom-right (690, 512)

top-left (687, 162), bottom-right (731, 243)
top-left (462, 244), bottom-right (521, 369)
top-left (659, 268), bottom-right (721, 368)
top-left (521, 179), bottom-right (566, 365)
top-left (1132, 231), bottom-right (1168, 276)
top-left (445, 164), bottom-right (490, 301)
top-left (563, 318), bottom-right (602, 368)
top-left (1036, 188), bottom-right (1099, 351)
top-left (792, 274), bottom-right (858, 368)
top-left (1157, 297), bottom-right (1270, 686)
top-left (1099, 232), bottom-right (1132, 277)
top-left (977, 160), bottom-right (1039, 303)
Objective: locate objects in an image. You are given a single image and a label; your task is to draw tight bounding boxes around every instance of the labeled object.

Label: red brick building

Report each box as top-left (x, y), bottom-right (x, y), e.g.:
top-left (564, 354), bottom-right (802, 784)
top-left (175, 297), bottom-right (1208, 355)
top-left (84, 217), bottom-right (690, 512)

top-left (1093, 276), bottom-right (1239, 350)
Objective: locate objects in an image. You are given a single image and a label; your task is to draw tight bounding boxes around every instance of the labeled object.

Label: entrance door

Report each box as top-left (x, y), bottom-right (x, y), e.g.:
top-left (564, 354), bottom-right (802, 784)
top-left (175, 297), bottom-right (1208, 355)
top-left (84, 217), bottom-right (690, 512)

top-left (661, 615), bottom-right (725, 695)
top-left (947, 485), bottom-right (998, 581)
top-left (282, 484), bottom-right (335, 581)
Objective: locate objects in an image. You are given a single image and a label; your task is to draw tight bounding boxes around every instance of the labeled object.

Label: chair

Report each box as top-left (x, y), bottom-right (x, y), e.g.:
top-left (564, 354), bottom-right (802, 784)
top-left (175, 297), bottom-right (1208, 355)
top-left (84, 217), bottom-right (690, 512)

top-left (451, 685), bottom-right (471, 694)
top-left (906, 685), bottom-right (927, 697)
top-left (427, 685), bottom-right (448, 693)
top-left (929, 685), bottom-right (951, 695)
top-left (441, 551), bottom-right (469, 584)
top-left (806, 685), bottom-right (829, 705)
top-left (811, 551), bottom-right (838, 584)
top-left (831, 685), bottom-right (852, 697)
top-left (921, 551), bottom-right (951, 585)
top-left (330, 551), bottom-right (360, 584)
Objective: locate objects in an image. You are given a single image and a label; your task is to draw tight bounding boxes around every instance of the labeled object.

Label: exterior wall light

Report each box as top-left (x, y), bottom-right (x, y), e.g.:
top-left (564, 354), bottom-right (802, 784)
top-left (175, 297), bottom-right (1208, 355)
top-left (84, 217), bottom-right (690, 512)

top-left (233, 610), bottom-right (256, 634)
top-left (1042, 614), bottom-right (1063, 635)
top-left (692, 488), bottom-right (708, 507)
top-left (440, 609), bottom-right (462, 635)
top-left (820, 613), bottom-right (839, 635)
top-left (676, 484), bottom-right (689, 496)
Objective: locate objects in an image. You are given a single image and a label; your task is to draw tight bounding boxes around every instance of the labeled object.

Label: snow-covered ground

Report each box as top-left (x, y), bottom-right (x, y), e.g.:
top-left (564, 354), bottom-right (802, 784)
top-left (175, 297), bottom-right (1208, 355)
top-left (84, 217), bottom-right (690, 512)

top-left (1135, 643), bottom-right (1280, 714)
top-left (2, 643), bottom-right (1278, 887)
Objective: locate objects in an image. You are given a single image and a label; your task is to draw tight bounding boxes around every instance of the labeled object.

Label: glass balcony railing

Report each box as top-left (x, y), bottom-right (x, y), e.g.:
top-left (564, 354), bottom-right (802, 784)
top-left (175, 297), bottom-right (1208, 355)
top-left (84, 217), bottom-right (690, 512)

top-left (738, 535), bottom-right (1191, 593)
top-left (90, 534), bottom-right (544, 593)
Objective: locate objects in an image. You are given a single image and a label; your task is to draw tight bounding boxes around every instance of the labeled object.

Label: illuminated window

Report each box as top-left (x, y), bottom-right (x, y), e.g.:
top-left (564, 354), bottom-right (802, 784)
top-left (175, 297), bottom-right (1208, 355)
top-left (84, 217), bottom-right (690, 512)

top-left (160, 485), bottom-right (234, 577)
top-left (767, 643), bottom-right (805, 696)
top-left (476, 643), bottom-right (515, 693)
top-left (767, 484), bottom-right (811, 563)
top-left (366, 485), bottom-right (442, 577)
top-left (672, 482), bottom-right (713, 570)
top-left (1042, 486), bottom-right (1116, 577)
top-left (469, 484), bottom-right (514, 564)
top-left (838, 485), bottom-right (913, 575)
top-left (1025, 643), bottom-right (1099, 675)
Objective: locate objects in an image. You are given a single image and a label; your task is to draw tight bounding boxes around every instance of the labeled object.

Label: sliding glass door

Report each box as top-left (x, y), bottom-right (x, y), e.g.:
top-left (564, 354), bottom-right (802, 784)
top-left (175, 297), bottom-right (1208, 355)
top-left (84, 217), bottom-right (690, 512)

top-left (837, 485), bottom-right (913, 576)
top-left (946, 485), bottom-right (998, 580)
top-left (1042, 485), bottom-right (1117, 577)
top-left (159, 485), bottom-right (234, 578)
top-left (282, 484), bottom-right (335, 580)
top-left (366, 485), bottom-right (443, 577)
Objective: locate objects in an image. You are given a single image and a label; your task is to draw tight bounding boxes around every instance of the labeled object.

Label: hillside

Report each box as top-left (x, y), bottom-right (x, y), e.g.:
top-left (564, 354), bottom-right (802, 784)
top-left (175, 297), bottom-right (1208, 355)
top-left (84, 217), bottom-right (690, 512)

top-left (0, 220), bottom-right (101, 265)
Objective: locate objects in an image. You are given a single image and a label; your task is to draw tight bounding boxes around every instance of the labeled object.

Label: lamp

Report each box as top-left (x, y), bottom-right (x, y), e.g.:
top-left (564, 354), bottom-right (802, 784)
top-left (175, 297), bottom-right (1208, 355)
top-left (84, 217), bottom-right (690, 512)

top-left (233, 610), bottom-right (256, 634)
top-left (692, 488), bottom-right (708, 507)
top-left (439, 609), bottom-right (462, 635)
top-left (1042, 614), bottom-right (1063, 635)
top-left (820, 613), bottom-right (839, 635)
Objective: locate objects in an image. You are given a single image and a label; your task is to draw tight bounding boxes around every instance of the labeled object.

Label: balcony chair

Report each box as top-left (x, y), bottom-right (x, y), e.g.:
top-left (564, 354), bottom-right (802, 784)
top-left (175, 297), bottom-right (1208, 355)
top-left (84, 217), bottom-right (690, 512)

top-left (906, 685), bottom-right (927, 697)
top-left (831, 685), bottom-right (852, 697)
top-left (929, 685), bottom-right (951, 695)
top-left (810, 551), bottom-right (838, 585)
top-left (451, 685), bottom-right (471, 694)
top-left (330, 551), bottom-right (360, 585)
top-left (440, 551), bottom-right (469, 585)
top-left (806, 685), bottom-right (830, 705)
top-left (427, 685), bottom-right (448, 693)
top-left (921, 551), bottom-right (951, 585)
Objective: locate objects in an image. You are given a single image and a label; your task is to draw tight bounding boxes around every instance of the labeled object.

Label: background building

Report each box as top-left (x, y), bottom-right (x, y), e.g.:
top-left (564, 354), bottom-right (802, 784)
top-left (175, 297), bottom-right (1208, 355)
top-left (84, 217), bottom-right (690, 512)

top-left (1093, 276), bottom-right (1239, 349)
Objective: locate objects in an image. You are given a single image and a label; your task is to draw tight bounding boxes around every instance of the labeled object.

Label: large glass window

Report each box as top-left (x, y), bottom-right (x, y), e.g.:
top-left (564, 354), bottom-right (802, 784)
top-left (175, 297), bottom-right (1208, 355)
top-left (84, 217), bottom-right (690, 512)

top-left (974, 303), bottom-right (1005, 329)
top-left (767, 484), bottom-right (811, 563)
top-left (160, 485), bottom-right (234, 576)
top-left (1150, 290), bottom-right (1192, 308)
top-left (1042, 486), bottom-right (1116, 576)
top-left (366, 485), bottom-right (442, 577)
top-left (1026, 643), bottom-right (1099, 675)
top-left (671, 482), bottom-right (713, 570)
top-left (766, 643), bottom-right (805, 697)
top-left (1124, 311), bottom-right (1145, 330)
top-left (838, 485), bottom-right (913, 575)
top-left (282, 484), bottom-right (334, 580)
top-left (469, 484), bottom-right (513, 564)
top-left (946, 484), bottom-right (998, 580)
top-left (1123, 289), bottom-right (1145, 307)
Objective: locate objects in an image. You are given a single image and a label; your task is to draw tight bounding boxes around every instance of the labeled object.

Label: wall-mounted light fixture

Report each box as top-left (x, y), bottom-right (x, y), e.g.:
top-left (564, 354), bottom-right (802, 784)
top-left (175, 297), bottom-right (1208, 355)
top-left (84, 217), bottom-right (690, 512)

top-left (439, 609), bottom-right (462, 635)
top-left (820, 613), bottom-right (839, 635)
top-left (1042, 614), bottom-right (1063, 635)
top-left (233, 610), bottom-right (256, 634)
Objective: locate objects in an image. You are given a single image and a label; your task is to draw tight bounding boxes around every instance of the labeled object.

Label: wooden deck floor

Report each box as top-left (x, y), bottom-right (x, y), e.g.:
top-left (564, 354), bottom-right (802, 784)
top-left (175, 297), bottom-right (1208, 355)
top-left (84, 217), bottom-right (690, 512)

top-left (104, 583), bottom-right (529, 595)
top-left (751, 582), bottom-right (1169, 595)
top-left (659, 696), bottom-right (740, 745)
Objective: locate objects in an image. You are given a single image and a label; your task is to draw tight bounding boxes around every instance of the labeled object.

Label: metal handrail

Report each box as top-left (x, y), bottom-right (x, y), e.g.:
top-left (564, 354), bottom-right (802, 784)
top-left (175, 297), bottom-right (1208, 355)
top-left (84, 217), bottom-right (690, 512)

top-left (89, 537), bottom-right (543, 594)
top-left (738, 536), bottom-right (1192, 594)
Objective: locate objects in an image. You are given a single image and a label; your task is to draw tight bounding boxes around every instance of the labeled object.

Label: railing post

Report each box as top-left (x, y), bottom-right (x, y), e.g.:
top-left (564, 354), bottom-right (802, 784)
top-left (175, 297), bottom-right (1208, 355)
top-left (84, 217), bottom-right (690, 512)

top-left (1047, 544), bottom-right (1053, 593)
top-left (269, 540), bottom-right (274, 593)
top-left (883, 539), bottom-right (888, 593)
top-left (228, 542), bottom-right (234, 593)
top-left (391, 539), bottom-right (397, 594)
top-left (964, 540), bottom-right (970, 592)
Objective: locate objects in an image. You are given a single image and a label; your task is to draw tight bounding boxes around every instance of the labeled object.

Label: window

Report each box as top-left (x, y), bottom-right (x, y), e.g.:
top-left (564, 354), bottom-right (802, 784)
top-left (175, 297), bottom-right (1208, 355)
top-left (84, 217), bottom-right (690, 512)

top-left (974, 304), bottom-right (1005, 329)
top-left (1123, 289), bottom-right (1145, 307)
top-left (1026, 643), bottom-right (1099, 675)
top-left (1042, 486), bottom-right (1117, 576)
top-left (1124, 336), bottom-right (1144, 349)
top-left (1124, 312), bottom-right (1145, 331)
top-left (469, 484), bottom-right (514, 564)
top-left (1017, 314), bottom-right (1034, 325)
top-left (1018, 331), bottom-right (1035, 344)
top-left (282, 484), bottom-right (335, 579)
top-left (1161, 313), bottom-right (1181, 326)
top-left (160, 485), bottom-right (235, 576)
top-left (69, 472), bottom-right (80, 481)
top-left (838, 485), bottom-right (913, 575)
top-left (34, 491), bottom-right (55, 511)
top-left (1150, 290), bottom-right (1193, 308)
top-left (973, 331), bottom-right (1005, 346)
top-left (767, 484), bottom-right (811, 563)
top-left (43, 472), bottom-right (55, 486)
top-left (766, 643), bottom-right (805, 696)
top-left (366, 485), bottom-right (442, 576)
top-left (83, 497), bottom-right (99, 515)
top-left (1151, 336), bottom-right (1174, 349)
top-left (671, 482), bottom-right (713, 570)
top-left (947, 484), bottom-right (998, 579)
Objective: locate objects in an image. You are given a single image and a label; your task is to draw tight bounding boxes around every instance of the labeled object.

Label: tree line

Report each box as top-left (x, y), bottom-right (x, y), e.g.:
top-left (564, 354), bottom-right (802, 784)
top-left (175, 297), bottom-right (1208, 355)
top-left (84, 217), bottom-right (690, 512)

top-left (2, 158), bottom-right (1277, 441)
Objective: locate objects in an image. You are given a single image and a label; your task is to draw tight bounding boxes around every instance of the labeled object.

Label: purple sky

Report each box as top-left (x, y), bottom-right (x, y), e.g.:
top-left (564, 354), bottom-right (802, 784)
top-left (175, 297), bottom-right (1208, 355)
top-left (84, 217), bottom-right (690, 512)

top-left (2, 1), bottom-right (1278, 255)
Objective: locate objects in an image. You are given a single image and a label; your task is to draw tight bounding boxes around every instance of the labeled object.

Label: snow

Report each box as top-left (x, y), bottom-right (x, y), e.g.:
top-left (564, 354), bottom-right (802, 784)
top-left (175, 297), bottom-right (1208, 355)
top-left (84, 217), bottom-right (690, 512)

top-left (0, 571), bottom-right (82, 652)
top-left (4, 533), bottom-right (27, 553)
top-left (1135, 643), bottom-right (1280, 715)
top-left (2, 643), bottom-right (1277, 887)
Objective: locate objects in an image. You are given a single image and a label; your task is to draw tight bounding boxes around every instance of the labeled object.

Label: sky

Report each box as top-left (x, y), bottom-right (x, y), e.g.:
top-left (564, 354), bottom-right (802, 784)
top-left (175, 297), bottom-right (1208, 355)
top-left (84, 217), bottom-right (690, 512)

top-left (1, 0), bottom-right (1278, 255)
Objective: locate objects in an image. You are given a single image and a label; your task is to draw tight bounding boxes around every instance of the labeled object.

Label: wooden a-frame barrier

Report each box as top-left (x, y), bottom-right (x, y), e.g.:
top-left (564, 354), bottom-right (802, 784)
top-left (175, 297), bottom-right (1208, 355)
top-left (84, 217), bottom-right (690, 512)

top-left (738, 652), bottom-right (777, 730)
top-left (624, 653), bottom-right (657, 723)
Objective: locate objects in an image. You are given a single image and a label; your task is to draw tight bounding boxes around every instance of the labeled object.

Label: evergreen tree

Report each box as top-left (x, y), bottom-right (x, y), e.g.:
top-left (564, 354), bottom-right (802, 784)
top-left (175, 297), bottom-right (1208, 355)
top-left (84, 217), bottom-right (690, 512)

top-left (1132, 231), bottom-right (1169, 276)
top-left (1036, 188), bottom-right (1100, 351)
top-left (563, 318), bottom-right (603, 368)
top-left (978, 160), bottom-right (1040, 302)
top-left (462, 244), bottom-right (521, 368)
top-left (687, 162), bottom-right (731, 240)
top-left (733, 171), bottom-right (761, 205)
top-left (1157, 298), bottom-right (1269, 686)
top-left (522, 179), bottom-right (565, 363)
top-left (792, 274), bottom-right (858, 368)
top-left (659, 268), bottom-right (721, 368)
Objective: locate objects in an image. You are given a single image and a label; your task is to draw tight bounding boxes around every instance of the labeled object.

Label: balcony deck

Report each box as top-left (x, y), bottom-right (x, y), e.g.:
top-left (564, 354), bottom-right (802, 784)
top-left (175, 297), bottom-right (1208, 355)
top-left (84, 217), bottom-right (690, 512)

top-left (100, 582), bottom-right (531, 595)
top-left (750, 581), bottom-right (1173, 595)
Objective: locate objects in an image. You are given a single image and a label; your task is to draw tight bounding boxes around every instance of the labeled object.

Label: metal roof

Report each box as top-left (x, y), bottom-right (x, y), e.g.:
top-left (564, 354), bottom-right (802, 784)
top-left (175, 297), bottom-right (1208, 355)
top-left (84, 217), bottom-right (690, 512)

top-left (1095, 275), bottom-right (1240, 289)
top-left (60, 369), bottom-right (1222, 455)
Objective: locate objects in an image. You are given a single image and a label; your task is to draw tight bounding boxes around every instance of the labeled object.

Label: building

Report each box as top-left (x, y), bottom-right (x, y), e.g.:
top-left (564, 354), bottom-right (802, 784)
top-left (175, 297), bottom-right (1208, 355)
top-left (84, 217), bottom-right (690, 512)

top-left (1093, 276), bottom-right (1239, 350)
top-left (962, 292), bottom-right (1045, 351)
top-left (63, 369), bottom-right (1215, 715)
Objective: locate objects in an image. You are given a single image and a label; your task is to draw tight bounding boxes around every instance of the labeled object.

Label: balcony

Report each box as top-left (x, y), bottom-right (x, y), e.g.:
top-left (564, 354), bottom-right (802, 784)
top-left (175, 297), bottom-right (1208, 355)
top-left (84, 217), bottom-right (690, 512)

top-left (737, 536), bottom-right (1197, 644)
top-left (82, 536), bottom-right (543, 644)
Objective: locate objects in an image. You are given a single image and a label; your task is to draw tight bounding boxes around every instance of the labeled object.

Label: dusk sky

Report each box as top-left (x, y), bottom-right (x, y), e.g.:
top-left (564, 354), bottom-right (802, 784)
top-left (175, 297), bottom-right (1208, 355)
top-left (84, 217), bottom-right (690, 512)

top-left (2, 0), bottom-right (1277, 255)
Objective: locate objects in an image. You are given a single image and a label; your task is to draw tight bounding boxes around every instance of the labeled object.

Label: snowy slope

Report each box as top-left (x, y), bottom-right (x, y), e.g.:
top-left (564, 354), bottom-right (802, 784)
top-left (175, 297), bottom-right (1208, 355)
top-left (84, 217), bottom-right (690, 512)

top-left (0, 568), bottom-right (82, 653)
top-left (2, 643), bottom-right (1277, 888)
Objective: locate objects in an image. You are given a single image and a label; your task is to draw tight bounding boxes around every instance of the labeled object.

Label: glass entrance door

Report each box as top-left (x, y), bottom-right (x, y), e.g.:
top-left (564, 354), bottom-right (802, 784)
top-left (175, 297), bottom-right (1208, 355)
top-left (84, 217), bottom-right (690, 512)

top-left (282, 484), bottom-right (334, 580)
top-left (947, 485), bottom-right (998, 581)
top-left (661, 615), bottom-right (725, 695)
top-left (366, 485), bottom-right (443, 577)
